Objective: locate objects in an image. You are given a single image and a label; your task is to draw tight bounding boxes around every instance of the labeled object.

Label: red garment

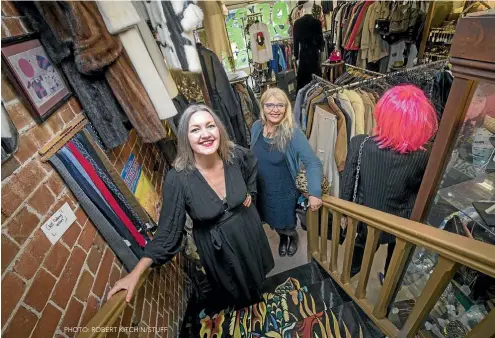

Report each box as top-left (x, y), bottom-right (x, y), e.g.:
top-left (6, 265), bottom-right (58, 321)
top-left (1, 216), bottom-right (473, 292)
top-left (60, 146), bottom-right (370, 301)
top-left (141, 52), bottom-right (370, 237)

top-left (344, 1), bottom-right (373, 51)
top-left (67, 142), bottom-right (147, 247)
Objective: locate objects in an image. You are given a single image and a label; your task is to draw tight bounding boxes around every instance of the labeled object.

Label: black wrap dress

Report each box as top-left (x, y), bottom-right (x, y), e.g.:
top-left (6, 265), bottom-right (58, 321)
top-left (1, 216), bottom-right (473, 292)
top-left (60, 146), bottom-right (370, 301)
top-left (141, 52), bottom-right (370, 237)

top-left (144, 146), bottom-right (274, 307)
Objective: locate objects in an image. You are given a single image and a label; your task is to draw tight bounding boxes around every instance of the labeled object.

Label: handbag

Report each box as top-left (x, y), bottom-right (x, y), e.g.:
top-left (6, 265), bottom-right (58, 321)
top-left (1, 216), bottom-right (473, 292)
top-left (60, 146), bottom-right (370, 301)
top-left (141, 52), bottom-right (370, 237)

top-left (340, 136), bottom-right (370, 244)
top-left (296, 169), bottom-right (330, 195)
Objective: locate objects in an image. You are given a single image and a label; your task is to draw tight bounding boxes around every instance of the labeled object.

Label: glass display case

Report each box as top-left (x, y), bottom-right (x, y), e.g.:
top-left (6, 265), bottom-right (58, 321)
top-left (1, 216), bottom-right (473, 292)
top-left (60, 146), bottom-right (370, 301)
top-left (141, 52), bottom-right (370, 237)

top-left (389, 10), bottom-right (495, 338)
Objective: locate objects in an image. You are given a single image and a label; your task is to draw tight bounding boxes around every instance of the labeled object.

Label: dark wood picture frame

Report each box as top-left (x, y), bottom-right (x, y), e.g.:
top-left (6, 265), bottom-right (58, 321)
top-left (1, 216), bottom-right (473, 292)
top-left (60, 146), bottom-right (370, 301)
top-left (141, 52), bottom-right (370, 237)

top-left (1, 33), bottom-right (71, 124)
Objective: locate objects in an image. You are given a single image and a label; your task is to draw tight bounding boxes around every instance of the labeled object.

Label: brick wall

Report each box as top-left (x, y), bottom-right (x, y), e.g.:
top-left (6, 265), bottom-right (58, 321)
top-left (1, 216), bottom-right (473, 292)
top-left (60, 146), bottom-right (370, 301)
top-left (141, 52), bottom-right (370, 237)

top-left (1, 2), bottom-right (192, 338)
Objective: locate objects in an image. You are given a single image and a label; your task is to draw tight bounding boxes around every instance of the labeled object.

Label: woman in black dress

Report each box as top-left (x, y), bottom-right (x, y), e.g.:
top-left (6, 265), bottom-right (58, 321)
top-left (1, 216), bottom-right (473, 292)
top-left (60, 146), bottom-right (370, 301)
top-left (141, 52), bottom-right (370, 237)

top-left (108, 105), bottom-right (274, 308)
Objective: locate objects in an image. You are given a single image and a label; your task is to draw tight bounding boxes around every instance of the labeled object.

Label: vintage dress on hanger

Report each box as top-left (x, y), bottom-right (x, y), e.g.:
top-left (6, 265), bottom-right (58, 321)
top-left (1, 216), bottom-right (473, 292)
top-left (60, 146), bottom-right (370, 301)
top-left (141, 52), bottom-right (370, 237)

top-left (143, 146), bottom-right (274, 307)
top-left (293, 14), bottom-right (324, 92)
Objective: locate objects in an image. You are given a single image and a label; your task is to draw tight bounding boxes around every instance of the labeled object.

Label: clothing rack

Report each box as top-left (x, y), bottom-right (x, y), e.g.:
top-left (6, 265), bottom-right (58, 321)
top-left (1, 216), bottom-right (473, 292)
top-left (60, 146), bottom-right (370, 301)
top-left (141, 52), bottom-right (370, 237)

top-left (344, 64), bottom-right (383, 77)
top-left (314, 60), bottom-right (449, 94)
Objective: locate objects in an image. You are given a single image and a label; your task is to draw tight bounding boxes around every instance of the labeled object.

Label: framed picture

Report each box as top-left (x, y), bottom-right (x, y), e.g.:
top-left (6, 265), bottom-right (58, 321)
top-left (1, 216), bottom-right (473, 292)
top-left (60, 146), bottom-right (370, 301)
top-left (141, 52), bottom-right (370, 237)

top-left (1, 34), bottom-right (71, 123)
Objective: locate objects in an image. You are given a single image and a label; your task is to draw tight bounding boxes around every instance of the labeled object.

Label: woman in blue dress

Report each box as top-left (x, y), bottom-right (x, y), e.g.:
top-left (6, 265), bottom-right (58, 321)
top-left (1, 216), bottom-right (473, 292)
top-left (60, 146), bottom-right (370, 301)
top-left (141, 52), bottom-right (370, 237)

top-left (251, 88), bottom-right (323, 257)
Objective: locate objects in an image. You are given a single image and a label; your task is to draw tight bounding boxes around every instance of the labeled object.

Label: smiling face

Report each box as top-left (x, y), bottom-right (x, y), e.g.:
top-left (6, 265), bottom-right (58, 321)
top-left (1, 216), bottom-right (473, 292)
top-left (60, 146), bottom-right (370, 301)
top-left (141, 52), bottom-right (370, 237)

top-left (188, 110), bottom-right (220, 156)
top-left (263, 95), bottom-right (287, 125)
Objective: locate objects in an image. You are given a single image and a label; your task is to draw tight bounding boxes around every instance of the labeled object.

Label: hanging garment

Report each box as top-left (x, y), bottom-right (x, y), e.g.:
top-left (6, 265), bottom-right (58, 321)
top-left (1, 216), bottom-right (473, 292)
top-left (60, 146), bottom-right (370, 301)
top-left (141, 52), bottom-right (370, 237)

top-left (294, 15), bottom-right (324, 92)
top-left (345, 90), bottom-right (366, 135)
top-left (198, 1), bottom-right (233, 61)
top-left (344, 1), bottom-right (373, 51)
top-left (309, 107), bottom-right (339, 197)
top-left (106, 55), bottom-right (167, 143)
top-left (97, 1), bottom-right (178, 120)
top-left (133, 1), bottom-right (179, 98)
top-left (249, 22), bottom-right (273, 64)
top-left (387, 40), bottom-right (407, 72)
top-left (198, 45), bottom-right (248, 147)
top-left (72, 134), bottom-right (151, 240)
top-left (50, 155), bottom-right (139, 272)
top-left (67, 142), bottom-right (148, 247)
top-left (59, 1), bottom-right (122, 75)
top-left (143, 146), bottom-right (274, 308)
top-left (359, 2), bottom-right (390, 66)
top-left (61, 58), bottom-right (129, 149)
top-left (336, 91), bottom-right (356, 138)
top-left (145, 1), bottom-right (203, 73)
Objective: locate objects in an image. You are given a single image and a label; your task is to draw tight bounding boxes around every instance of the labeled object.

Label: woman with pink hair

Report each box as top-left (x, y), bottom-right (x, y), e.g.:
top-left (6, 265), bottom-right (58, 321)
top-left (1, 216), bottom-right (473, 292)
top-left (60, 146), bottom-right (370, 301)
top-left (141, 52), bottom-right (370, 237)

top-left (340, 85), bottom-right (438, 283)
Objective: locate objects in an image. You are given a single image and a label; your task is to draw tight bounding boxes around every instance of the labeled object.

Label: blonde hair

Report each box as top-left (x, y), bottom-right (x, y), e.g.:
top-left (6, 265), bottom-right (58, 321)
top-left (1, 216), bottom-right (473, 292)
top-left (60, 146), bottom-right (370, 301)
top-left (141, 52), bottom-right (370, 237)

top-left (173, 104), bottom-right (234, 172)
top-left (260, 88), bottom-right (294, 151)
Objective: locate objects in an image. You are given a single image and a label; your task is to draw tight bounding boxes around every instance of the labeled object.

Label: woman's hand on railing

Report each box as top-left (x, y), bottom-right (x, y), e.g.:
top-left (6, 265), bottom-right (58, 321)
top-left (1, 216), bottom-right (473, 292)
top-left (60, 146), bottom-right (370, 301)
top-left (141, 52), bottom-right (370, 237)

top-left (107, 257), bottom-right (153, 303)
top-left (308, 196), bottom-right (323, 211)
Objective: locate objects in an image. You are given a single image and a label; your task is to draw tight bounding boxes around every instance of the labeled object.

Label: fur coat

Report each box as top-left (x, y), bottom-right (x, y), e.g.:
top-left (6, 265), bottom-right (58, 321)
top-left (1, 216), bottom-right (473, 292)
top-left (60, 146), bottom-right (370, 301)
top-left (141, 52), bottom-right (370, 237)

top-left (97, 1), bottom-right (178, 120)
top-left (145, 0), bottom-right (204, 73)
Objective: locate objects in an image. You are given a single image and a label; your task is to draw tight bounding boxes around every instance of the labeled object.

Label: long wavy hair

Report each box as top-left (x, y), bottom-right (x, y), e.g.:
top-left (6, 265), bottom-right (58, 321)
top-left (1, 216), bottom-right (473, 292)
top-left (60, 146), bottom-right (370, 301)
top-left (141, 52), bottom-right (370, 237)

top-left (260, 88), bottom-right (294, 151)
top-left (173, 104), bottom-right (234, 172)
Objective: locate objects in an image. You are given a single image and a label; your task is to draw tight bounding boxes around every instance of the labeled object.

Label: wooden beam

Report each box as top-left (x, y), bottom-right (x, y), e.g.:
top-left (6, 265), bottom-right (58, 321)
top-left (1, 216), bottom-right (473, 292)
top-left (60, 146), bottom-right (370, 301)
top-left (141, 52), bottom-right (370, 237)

top-left (399, 257), bottom-right (459, 338)
top-left (306, 209), bottom-right (319, 262)
top-left (356, 227), bottom-right (382, 299)
top-left (373, 239), bottom-right (414, 318)
top-left (319, 207), bottom-right (329, 264)
top-left (341, 217), bottom-right (357, 285)
top-left (418, 1), bottom-right (436, 60)
top-left (330, 210), bottom-right (342, 274)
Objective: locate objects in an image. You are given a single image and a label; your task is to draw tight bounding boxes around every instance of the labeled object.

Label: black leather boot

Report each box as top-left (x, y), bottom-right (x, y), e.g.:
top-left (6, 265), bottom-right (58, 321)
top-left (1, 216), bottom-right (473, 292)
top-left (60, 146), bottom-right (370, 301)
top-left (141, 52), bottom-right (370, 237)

top-left (278, 234), bottom-right (288, 257)
top-left (287, 233), bottom-right (299, 257)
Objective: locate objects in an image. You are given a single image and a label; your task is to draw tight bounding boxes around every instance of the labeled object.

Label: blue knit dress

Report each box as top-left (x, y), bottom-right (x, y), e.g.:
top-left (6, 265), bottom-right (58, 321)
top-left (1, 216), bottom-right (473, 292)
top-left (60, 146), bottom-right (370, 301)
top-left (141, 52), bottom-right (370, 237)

top-left (253, 135), bottom-right (299, 231)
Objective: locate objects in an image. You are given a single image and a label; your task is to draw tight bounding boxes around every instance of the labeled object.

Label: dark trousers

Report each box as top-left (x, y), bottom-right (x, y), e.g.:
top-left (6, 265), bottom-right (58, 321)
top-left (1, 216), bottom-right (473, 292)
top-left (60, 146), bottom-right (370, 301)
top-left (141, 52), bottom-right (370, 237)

top-left (351, 241), bottom-right (396, 278)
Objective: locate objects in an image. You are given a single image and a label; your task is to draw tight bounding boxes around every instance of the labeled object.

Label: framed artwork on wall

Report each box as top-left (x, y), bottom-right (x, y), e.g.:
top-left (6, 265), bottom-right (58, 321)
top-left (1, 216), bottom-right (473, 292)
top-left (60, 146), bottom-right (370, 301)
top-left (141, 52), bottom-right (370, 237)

top-left (1, 34), bottom-right (71, 123)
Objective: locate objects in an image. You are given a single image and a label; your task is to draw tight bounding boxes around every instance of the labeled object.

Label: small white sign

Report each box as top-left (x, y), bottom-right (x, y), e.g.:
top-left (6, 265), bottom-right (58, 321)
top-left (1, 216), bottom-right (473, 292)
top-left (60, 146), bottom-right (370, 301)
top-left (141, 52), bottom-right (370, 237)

top-left (41, 202), bottom-right (77, 245)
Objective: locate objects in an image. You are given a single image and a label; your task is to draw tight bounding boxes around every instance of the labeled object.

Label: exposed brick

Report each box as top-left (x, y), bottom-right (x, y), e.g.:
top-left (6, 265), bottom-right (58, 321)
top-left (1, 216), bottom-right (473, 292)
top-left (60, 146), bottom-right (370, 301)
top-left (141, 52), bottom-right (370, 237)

top-left (61, 222), bottom-right (82, 248)
top-left (77, 221), bottom-right (97, 252)
top-left (92, 248), bottom-right (114, 298)
top-left (120, 143), bottom-right (132, 166)
top-left (5, 101), bottom-right (33, 131)
top-left (43, 241), bottom-right (70, 277)
top-left (142, 302), bottom-right (150, 325)
top-left (27, 125), bottom-right (52, 148)
top-left (28, 184), bottom-right (55, 216)
top-left (1, 157), bottom-right (20, 181)
top-left (109, 264), bottom-right (121, 289)
top-left (36, 158), bottom-right (54, 175)
top-left (14, 132), bottom-right (38, 163)
top-left (132, 286), bottom-right (146, 325)
top-left (46, 172), bottom-right (65, 197)
top-left (75, 270), bottom-right (94, 301)
top-left (24, 268), bottom-right (57, 312)
top-left (68, 97), bottom-right (82, 115)
top-left (86, 245), bottom-right (103, 274)
top-left (1, 74), bottom-right (17, 102)
top-left (1, 178), bottom-right (26, 218)
top-left (13, 230), bottom-right (51, 280)
top-left (58, 104), bottom-right (75, 124)
top-left (150, 300), bottom-right (158, 329)
top-left (51, 246), bottom-right (86, 309)
top-left (1, 272), bottom-right (26, 326)
top-left (106, 316), bottom-right (121, 338)
top-left (60, 298), bottom-right (84, 337)
top-left (1, 1), bottom-right (20, 16)
top-left (45, 113), bottom-right (65, 135)
top-left (121, 304), bottom-right (133, 328)
top-left (3, 306), bottom-right (38, 338)
top-left (80, 295), bottom-right (99, 327)
top-left (4, 206), bottom-right (40, 246)
top-left (1, 22), bottom-right (9, 38)
top-left (1, 234), bottom-right (19, 272)
top-left (31, 303), bottom-right (62, 338)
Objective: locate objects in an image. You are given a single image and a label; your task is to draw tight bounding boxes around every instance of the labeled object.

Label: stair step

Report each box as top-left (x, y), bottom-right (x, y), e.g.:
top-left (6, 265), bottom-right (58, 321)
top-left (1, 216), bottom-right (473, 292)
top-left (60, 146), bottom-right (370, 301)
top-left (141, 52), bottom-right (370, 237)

top-left (261, 261), bottom-right (324, 294)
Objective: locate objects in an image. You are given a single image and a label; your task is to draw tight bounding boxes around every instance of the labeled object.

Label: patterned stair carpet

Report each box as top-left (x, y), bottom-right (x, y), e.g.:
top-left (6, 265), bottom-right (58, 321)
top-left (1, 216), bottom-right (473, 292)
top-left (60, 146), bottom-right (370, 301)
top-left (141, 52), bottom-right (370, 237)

top-left (180, 262), bottom-right (384, 338)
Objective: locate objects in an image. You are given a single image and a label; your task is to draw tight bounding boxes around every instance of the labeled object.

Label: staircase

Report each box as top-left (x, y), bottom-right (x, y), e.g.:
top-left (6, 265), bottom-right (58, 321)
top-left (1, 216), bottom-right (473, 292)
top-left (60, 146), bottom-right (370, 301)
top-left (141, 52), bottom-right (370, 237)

top-left (180, 261), bottom-right (385, 338)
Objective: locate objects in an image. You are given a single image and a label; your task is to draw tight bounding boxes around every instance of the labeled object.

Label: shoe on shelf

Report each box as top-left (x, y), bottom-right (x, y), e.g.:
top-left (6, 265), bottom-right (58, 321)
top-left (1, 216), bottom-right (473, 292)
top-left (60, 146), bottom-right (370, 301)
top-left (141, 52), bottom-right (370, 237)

top-left (287, 233), bottom-right (298, 257)
top-left (278, 234), bottom-right (288, 257)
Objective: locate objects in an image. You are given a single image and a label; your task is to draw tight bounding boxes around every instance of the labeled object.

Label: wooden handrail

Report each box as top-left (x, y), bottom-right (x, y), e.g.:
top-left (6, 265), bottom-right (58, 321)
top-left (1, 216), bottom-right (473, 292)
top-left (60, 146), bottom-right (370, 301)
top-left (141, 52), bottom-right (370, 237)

top-left (323, 195), bottom-right (495, 277)
top-left (76, 270), bottom-right (151, 338)
top-left (306, 195), bottom-right (495, 338)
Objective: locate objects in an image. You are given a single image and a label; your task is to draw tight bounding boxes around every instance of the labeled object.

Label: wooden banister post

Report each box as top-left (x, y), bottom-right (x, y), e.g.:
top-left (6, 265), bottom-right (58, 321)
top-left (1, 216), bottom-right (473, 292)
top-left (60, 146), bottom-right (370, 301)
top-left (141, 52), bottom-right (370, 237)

top-left (356, 227), bottom-right (382, 299)
top-left (373, 239), bottom-right (413, 318)
top-left (341, 217), bottom-right (358, 285)
top-left (320, 207), bottom-right (329, 264)
top-left (399, 256), bottom-right (459, 338)
top-left (330, 211), bottom-right (342, 274)
top-left (306, 209), bottom-right (319, 262)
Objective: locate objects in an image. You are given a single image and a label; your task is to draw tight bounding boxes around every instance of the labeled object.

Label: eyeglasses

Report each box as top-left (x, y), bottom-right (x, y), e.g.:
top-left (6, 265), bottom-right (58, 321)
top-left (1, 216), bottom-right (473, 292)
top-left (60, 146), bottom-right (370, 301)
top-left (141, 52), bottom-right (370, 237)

top-left (264, 103), bottom-right (286, 110)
